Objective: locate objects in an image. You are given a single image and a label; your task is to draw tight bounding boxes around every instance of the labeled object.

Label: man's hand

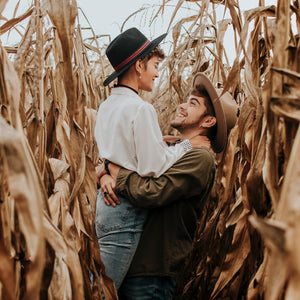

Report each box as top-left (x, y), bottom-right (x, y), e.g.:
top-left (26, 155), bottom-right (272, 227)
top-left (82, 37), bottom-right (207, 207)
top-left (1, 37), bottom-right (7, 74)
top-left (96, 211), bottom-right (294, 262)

top-left (100, 174), bottom-right (120, 207)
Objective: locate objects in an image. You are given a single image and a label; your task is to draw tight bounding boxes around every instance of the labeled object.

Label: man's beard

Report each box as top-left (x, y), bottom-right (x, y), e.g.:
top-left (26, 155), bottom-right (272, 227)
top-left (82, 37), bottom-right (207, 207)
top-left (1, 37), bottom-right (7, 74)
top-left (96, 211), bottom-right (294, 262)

top-left (170, 120), bottom-right (183, 131)
top-left (170, 114), bottom-right (206, 131)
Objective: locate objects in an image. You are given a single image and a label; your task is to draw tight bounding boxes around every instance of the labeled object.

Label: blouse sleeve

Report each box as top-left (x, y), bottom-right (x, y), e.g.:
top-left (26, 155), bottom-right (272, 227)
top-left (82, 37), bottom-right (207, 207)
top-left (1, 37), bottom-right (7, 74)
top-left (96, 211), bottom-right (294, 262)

top-left (133, 103), bottom-right (191, 177)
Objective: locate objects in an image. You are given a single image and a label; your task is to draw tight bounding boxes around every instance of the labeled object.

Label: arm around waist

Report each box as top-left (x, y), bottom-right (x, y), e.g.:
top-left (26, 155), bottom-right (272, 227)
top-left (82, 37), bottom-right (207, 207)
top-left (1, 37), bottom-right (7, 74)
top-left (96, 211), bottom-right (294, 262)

top-left (116, 147), bottom-right (216, 208)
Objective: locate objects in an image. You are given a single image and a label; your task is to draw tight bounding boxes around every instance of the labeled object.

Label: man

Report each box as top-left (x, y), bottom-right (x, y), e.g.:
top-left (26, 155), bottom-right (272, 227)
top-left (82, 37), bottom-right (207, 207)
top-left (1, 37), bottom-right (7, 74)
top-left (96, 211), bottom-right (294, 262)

top-left (99, 72), bottom-right (238, 299)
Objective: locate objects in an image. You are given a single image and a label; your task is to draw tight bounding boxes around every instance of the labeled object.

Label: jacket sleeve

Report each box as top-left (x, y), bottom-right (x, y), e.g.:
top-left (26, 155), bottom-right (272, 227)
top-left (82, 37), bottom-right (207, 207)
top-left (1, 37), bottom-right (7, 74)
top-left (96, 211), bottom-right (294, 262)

top-left (116, 148), bottom-right (216, 209)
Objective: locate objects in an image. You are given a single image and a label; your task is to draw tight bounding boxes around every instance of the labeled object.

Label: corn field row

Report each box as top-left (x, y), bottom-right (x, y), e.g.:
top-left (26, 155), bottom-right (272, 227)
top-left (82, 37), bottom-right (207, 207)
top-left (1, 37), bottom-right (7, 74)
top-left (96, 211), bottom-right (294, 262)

top-left (0, 0), bottom-right (299, 299)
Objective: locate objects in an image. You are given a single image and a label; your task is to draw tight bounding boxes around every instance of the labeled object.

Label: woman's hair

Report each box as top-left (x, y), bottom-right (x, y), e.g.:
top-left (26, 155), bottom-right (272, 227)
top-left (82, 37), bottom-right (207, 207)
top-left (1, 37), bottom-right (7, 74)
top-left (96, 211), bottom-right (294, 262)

top-left (118, 46), bottom-right (165, 82)
top-left (141, 46), bottom-right (165, 67)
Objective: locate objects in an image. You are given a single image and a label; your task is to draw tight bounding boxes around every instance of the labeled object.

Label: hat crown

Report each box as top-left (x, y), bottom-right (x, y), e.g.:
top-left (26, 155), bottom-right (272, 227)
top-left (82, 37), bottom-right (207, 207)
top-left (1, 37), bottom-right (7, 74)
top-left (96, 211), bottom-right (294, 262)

top-left (106, 28), bottom-right (148, 70)
top-left (215, 89), bottom-right (238, 130)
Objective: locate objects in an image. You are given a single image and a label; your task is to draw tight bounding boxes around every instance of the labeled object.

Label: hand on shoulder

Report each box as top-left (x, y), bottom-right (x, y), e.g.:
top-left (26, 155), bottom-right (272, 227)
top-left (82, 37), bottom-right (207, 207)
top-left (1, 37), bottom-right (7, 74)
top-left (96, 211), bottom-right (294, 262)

top-left (189, 135), bottom-right (215, 153)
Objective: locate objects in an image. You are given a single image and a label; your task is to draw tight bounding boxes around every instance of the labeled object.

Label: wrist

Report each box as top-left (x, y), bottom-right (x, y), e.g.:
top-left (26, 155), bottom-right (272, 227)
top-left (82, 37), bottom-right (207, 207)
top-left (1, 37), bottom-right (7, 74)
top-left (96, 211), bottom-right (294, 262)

top-left (180, 139), bottom-right (193, 152)
top-left (104, 159), bottom-right (111, 175)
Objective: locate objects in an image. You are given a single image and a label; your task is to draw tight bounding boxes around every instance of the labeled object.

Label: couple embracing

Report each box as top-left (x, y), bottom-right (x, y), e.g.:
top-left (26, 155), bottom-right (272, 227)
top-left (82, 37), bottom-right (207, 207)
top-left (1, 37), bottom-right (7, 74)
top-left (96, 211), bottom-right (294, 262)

top-left (94, 27), bottom-right (237, 299)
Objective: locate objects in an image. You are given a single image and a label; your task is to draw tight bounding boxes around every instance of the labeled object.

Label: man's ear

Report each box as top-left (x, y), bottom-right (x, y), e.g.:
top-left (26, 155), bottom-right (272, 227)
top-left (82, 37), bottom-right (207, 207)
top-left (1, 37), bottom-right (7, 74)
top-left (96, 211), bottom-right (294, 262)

top-left (202, 116), bottom-right (216, 128)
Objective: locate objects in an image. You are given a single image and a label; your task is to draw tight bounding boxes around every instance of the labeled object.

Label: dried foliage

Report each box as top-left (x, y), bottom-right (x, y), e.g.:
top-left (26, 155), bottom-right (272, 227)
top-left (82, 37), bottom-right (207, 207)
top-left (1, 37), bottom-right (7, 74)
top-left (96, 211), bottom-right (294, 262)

top-left (0, 0), bottom-right (300, 299)
top-left (149, 1), bottom-right (300, 299)
top-left (0, 0), bottom-right (116, 299)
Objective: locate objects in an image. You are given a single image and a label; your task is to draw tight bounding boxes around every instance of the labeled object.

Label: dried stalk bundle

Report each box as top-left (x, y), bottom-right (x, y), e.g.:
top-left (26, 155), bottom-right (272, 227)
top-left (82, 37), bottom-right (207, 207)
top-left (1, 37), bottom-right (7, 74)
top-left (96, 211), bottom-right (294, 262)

top-left (0, 0), bottom-right (116, 299)
top-left (147, 1), bottom-right (300, 299)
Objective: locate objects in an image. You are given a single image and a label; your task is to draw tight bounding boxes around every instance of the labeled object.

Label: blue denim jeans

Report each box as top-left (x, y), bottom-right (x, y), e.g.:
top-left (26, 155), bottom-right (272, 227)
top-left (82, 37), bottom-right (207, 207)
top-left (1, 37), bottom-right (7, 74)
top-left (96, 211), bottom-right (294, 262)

top-left (118, 276), bottom-right (177, 300)
top-left (95, 189), bottom-right (147, 290)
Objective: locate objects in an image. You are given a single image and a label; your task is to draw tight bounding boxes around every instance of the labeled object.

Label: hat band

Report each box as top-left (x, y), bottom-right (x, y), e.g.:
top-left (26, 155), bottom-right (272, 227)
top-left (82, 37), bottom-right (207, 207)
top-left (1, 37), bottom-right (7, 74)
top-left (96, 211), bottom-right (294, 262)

top-left (114, 40), bottom-right (150, 71)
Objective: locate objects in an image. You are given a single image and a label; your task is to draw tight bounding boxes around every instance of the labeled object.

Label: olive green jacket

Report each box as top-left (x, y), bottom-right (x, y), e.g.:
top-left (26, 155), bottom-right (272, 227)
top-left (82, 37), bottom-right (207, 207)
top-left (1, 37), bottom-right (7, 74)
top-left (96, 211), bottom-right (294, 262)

top-left (116, 147), bottom-right (216, 277)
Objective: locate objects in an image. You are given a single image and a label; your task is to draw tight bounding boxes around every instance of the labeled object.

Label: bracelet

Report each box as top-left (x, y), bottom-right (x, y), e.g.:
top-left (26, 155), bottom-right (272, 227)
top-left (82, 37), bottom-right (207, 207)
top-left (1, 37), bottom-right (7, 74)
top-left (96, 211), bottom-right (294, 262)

top-left (104, 159), bottom-right (111, 175)
top-left (180, 139), bottom-right (193, 152)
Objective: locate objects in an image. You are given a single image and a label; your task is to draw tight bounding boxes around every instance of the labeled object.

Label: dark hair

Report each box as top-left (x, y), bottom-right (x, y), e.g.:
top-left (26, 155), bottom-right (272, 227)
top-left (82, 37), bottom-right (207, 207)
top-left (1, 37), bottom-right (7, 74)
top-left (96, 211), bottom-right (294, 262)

top-left (142, 46), bottom-right (165, 67)
top-left (191, 84), bottom-right (216, 117)
top-left (191, 84), bottom-right (217, 140)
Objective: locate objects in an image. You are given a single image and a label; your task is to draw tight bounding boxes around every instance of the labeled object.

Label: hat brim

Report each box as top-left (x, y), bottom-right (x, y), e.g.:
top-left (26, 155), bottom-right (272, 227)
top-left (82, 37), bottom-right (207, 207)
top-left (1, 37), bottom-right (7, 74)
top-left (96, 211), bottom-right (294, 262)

top-left (192, 73), bottom-right (227, 153)
top-left (103, 33), bottom-right (167, 87)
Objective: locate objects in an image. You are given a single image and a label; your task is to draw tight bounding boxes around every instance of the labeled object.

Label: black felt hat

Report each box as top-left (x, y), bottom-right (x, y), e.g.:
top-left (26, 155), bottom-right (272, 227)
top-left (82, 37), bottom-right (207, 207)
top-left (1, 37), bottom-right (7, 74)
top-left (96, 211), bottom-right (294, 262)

top-left (103, 28), bottom-right (167, 86)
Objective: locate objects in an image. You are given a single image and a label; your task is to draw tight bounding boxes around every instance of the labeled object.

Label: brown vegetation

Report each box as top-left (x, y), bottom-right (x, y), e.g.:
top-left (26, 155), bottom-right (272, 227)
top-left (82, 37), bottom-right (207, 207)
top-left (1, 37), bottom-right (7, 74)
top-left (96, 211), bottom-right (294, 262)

top-left (0, 0), bottom-right (299, 299)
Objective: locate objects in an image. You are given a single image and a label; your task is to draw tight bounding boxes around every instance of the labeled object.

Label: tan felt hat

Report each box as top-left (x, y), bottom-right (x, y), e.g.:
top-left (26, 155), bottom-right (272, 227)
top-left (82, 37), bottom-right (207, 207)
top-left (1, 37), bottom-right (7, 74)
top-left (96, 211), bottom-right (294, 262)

top-left (192, 72), bottom-right (238, 153)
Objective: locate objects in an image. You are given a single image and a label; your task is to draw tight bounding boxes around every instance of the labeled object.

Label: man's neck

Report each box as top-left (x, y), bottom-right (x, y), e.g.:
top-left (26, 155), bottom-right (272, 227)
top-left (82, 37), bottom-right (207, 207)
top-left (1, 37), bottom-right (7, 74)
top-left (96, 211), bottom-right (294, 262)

top-left (181, 133), bottom-right (209, 142)
top-left (180, 129), bottom-right (202, 141)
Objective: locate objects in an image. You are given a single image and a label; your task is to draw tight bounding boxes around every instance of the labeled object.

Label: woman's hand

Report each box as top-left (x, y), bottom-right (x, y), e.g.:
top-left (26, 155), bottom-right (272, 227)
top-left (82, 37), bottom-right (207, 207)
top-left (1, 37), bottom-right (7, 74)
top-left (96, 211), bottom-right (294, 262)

top-left (109, 163), bottom-right (122, 181)
top-left (100, 174), bottom-right (120, 207)
top-left (163, 135), bottom-right (180, 145)
top-left (96, 162), bottom-right (106, 185)
top-left (189, 136), bottom-right (214, 153)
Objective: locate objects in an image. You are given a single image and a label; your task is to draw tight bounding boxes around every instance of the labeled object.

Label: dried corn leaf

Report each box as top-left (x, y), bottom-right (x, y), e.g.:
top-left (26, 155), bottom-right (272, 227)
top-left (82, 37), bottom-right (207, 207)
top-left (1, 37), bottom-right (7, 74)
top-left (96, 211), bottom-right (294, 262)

top-left (47, 0), bottom-right (77, 119)
top-left (0, 43), bottom-right (22, 130)
top-left (0, 0), bottom-right (8, 19)
top-left (211, 216), bottom-right (251, 299)
top-left (0, 117), bottom-right (45, 300)
top-left (0, 223), bottom-right (16, 300)
top-left (43, 214), bottom-right (84, 300)
top-left (0, 7), bottom-right (33, 35)
top-left (271, 96), bottom-right (300, 121)
top-left (167, 0), bottom-right (185, 32)
top-left (249, 215), bottom-right (288, 300)
top-left (226, 0), bottom-right (241, 34)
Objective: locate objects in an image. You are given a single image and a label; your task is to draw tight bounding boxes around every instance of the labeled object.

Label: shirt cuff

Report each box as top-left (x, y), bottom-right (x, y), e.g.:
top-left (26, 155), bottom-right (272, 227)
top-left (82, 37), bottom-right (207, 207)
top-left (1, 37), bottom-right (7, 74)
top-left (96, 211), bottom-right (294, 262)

top-left (179, 139), bottom-right (193, 153)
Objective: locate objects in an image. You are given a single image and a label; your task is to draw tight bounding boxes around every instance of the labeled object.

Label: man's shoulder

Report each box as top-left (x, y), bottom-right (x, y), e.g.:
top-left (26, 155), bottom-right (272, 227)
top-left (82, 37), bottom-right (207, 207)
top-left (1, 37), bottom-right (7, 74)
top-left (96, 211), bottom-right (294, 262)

top-left (175, 147), bottom-right (216, 172)
top-left (185, 147), bottom-right (216, 162)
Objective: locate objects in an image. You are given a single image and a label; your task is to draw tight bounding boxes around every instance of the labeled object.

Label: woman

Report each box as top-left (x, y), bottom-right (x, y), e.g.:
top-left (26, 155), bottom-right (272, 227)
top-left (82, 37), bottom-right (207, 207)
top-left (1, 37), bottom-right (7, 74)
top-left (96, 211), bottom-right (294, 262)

top-left (94, 27), bottom-right (193, 290)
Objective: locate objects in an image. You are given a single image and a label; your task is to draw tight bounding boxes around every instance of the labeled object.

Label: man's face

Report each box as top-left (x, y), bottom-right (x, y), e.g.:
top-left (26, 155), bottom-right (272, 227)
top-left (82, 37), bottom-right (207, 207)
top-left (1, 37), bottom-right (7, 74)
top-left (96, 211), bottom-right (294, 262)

top-left (171, 94), bottom-right (208, 131)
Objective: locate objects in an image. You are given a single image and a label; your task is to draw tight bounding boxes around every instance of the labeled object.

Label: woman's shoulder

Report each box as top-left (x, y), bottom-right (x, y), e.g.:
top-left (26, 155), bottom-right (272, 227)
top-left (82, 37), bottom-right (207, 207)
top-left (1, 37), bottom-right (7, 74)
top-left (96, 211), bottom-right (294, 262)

top-left (135, 100), bottom-right (156, 114)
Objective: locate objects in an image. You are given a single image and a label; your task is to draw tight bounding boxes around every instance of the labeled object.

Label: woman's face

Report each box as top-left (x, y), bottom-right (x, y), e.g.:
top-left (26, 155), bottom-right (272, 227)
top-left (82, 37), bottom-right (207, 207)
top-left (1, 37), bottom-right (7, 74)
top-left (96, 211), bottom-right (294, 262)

top-left (139, 56), bottom-right (160, 92)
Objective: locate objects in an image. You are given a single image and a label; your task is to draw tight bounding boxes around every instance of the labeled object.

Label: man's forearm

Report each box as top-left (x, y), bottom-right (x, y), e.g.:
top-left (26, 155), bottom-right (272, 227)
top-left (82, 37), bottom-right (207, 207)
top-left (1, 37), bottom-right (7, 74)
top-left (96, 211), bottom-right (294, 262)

top-left (115, 148), bottom-right (216, 209)
top-left (116, 169), bottom-right (187, 208)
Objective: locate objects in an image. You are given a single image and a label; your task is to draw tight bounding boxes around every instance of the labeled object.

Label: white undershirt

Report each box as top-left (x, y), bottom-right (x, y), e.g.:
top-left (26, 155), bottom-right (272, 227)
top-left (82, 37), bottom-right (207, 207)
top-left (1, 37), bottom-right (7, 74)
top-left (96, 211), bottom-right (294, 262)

top-left (94, 87), bottom-right (191, 177)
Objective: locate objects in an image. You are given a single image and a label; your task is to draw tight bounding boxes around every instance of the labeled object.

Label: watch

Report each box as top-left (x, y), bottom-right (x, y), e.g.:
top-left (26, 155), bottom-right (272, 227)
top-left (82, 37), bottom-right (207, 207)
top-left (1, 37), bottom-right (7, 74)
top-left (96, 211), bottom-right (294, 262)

top-left (104, 159), bottom-right (111, 175)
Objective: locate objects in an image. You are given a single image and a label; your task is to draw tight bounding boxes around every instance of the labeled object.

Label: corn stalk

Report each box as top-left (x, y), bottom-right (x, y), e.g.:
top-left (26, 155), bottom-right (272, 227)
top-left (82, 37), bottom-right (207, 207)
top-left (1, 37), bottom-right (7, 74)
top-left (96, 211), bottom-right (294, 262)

top-left (0, 0), bottom-right (116, 299)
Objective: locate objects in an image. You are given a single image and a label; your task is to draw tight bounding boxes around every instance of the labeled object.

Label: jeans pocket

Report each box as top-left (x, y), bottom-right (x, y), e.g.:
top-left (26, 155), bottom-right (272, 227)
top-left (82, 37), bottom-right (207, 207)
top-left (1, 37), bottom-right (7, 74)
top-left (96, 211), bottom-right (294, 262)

top-left (95, 189), bottom-right (144, 235)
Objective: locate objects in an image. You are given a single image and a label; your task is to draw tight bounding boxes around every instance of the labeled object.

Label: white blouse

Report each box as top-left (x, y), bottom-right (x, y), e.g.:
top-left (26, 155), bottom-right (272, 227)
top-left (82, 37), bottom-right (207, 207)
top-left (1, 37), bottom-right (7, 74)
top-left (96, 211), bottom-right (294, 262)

top-left (94, 87), bottom-right (191, 177)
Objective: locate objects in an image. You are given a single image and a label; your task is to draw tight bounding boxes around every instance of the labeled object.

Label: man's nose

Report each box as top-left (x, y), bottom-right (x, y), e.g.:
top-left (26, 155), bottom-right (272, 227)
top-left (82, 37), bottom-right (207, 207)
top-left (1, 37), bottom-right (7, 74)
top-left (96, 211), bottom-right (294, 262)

top-left (179, 102), bottom-right (187, 109)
